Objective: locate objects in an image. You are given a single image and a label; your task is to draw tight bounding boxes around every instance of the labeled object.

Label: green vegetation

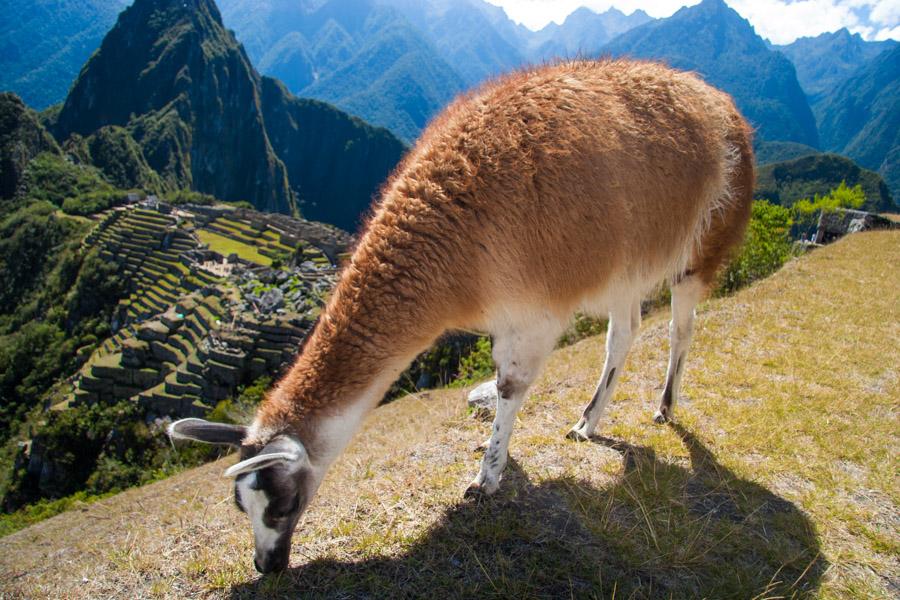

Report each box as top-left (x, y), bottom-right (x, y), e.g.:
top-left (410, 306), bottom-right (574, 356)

top-left (791, 181), bottom-right (866, 239)
top-left (756, 153), bottom-right (895, 213)
top-left (719, 200), bottom-right (795, 294)
top-left (206, 377), bottom-right (272, 425)
top-left (0, 489), bottom-right (116, 538)
top-left (0, 201), bottom-right (127, 436)
top-left (0, 0), bottom-right (129, 110)
top-left (21, 152), bottom-right (112, 207)
top-left (0, 93), bottom-right (61, 201)
top-left (814, 43), bottom-right (900, 200)
top-left (2, 400), bottom-right (224, 520)
top-left (197, 230), bottom-right (273, 266)
top-left (449, 337), bottom-right (494, 388)
top-left (64, 125), bottom-right (164, 192)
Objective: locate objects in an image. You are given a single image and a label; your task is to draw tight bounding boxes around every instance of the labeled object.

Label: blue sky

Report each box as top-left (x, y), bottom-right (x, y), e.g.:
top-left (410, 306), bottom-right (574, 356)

top-left (484, 0), bottom-right (900, 44)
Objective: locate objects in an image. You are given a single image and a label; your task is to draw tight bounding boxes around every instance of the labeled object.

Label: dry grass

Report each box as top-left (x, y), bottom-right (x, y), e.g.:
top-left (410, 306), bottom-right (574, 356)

top-left (1, 231), bottom-right (897, 599)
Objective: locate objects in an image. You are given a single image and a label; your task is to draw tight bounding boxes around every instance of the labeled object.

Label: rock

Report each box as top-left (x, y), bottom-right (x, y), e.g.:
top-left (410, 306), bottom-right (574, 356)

top-left (815, 208), bottom-right (898, 244)
top-left (137, 321), bottom-right (170, 342)
top-left (259, 288), bottom-right (285, 313)
top-left (468, 380), bottom-right (498, 421)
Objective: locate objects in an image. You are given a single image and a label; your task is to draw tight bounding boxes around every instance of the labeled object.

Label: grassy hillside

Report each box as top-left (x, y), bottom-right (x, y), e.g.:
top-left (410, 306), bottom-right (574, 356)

top-left (1, 230), bottom-right (897, 598)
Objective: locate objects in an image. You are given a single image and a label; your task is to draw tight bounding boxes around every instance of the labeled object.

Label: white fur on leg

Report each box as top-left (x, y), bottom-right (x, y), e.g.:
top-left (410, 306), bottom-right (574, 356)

top-left (466, 318), bottom-right (559, 497)
top-left (654, 277), bottom-right (704, 423)
top-left (568, 297), bottom-right (641, 440)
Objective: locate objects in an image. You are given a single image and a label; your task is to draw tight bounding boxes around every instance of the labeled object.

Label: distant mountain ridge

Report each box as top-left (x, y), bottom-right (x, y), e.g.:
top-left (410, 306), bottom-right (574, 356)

top-left (0, 0), bottom-right (130, 110)
top-left (776, 28), bottom-right (897, 105)
top-left (217, 0), bottom-right (654, 141)
top-left (815, 44), bottom-right (900, 200)
top-left (526, 7), bottom-right (653, 61)
top-left (51, 0), bottom-right (406, 229)
top-left (604, 0), bottom-right (818, 147)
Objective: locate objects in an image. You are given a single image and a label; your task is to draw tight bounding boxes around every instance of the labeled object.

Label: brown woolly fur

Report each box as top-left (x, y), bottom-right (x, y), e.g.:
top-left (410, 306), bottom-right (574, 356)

top-left (252, 58), bottom-right (754, 447)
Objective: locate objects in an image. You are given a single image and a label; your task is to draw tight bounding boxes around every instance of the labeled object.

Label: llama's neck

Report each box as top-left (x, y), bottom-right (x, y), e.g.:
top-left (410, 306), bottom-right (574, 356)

top-left (249, 214), bottom-right (457, 466)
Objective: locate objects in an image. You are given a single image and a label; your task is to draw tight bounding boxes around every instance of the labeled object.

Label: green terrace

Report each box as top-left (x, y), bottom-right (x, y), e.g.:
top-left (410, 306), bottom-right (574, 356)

top-left (196, 215), bottom-right (331, 267)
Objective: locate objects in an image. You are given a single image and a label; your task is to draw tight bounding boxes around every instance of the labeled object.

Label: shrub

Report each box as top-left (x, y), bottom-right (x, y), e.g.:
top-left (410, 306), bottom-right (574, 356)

top-left (450, 337), bottom-right (494, 388)
top-left (23, 153), bottom-right (112, 207)
top-left (718, 200), bottom-right (794, 294)
top-left (792, 181), bottom-right (866, 239)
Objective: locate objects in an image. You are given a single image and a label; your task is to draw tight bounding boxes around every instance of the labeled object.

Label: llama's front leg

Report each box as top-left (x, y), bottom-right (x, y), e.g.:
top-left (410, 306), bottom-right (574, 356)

top-left (654, 276), bottom-right (705, 423)
top-left (465, 325), bottom-right (556, 497)
top-left (567, 298), bottom-right (641, 441)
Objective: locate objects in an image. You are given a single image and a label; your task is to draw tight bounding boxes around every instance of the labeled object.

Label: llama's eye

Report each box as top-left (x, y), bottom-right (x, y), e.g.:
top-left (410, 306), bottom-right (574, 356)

top-left (270, 493), bottom-right (300, 519)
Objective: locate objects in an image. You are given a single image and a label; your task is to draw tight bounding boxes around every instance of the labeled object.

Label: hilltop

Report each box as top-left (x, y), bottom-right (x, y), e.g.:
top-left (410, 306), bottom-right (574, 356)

top-left (50, 0), bottom-right (405, 226)
top-left (2, 230), bottom-right (896, 598)
top-left (604, 0), bottom-right (818, 147)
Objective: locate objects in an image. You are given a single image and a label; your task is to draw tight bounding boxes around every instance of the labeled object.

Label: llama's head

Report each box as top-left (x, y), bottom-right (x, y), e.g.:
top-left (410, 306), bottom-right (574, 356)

top-left (167, 418), bottom-right (314, 573)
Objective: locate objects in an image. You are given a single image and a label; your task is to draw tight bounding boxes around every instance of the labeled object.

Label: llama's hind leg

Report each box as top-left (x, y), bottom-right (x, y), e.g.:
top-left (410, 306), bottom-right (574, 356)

top-left (654, 276), bottom-right (706, 423)
top-left (465, 321), bottom-right (558, 497)
top-left (567, 297), bottom-right (641, 441)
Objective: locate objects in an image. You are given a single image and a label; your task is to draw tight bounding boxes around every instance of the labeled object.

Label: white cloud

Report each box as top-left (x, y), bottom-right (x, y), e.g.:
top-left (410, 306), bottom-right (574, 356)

top-left (875, 24), bottom-right (900, 40)
top-left (483, 0), bottom-right (900, 42)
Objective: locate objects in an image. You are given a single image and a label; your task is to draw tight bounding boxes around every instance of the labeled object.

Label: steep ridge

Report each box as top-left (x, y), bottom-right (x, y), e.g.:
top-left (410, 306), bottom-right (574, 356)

top-left (220, 0), bottom-right (466, 143)
top-left (0, 93), bottom-right (61, 200)
top-left (776, 28), bottom-right (897, 105)
top-left (52, 0), bottom-right (405, 223)
top-left (604, 0), bottom-right (819, 147)
top-left (53, 0), bottom-right (293, 213)
top-left (815, 44), bottom-right (900, 199)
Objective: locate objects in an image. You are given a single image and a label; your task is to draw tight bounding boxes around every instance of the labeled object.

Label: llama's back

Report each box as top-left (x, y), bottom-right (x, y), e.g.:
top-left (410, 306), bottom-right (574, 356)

top-left (373, 59), bottom-right (753, 328)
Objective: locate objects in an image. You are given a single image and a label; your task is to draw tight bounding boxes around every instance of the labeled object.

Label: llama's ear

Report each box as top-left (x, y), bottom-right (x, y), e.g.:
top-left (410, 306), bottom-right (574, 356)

top-left (167, 418), bottom-right (247, 446)
top-left (223, 437), bottom-right (308, 478)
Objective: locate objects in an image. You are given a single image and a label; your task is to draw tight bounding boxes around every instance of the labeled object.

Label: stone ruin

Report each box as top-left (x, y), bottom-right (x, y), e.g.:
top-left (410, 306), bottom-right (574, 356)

top-left (815, 208), bottom-right (898, 244)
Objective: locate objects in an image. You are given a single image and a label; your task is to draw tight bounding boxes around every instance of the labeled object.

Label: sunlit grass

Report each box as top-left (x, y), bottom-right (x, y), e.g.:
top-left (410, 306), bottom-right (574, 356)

top-left (1, 231), bottom-right (897, 599)
top-left (196, 229), bottom-right (272, 266)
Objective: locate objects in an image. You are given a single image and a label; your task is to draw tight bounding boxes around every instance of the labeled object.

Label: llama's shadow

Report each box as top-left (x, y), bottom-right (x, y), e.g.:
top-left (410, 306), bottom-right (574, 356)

top-left (230, 423), bottom-right (826, 599)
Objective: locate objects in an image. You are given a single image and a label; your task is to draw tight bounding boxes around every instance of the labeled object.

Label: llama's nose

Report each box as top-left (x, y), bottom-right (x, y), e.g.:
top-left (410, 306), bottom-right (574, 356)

top-left (254, 551), bottom-right (288, 574)
top-left (253, 554), bottom-right (266, 573)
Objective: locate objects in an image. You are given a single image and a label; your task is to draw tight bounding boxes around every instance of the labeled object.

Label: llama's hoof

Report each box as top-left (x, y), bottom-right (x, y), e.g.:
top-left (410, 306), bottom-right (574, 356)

top-left (464, 482), bottom-right (485, 499)
top-left (464, 477), bottom-right (499, 499)
top-left (566, 427), bottom-right (590, 442)
top-left (566, 418), bottom-right (592, 441)
top-left (653, 410), bottom-right (670, 424)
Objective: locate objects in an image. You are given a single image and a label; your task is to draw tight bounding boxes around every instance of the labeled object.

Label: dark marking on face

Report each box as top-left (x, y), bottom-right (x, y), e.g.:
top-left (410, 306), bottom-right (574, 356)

top-left (606, 367), bottom-right (617, 389)
top-left (233, 441), bottom-right (310, 574)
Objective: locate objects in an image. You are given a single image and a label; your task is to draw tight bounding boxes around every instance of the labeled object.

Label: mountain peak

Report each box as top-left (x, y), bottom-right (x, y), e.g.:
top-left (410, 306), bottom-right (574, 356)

top-left (604, 0), bottom-right (819, 146)
top-left (51, 0), bottom-right (404, 219)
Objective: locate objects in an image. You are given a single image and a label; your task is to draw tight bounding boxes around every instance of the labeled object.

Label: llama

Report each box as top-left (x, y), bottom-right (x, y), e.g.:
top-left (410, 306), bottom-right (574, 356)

top-left (169, 59), bottom-right (754, 573)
